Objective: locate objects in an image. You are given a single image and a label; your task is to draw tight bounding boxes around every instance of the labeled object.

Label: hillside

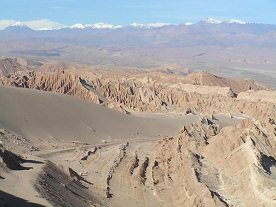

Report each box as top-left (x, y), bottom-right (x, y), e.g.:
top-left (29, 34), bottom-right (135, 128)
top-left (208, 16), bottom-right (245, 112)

top-left (0, 69), bottom-right (267, 113)
top-left (184, 72), bottom-right (267, 93)
top-left (0, 58), bottom-right (28, 75)
top-left (0, 64), bottom-right (275, 207)
top-left (0, 86), bottom-right (196, 143)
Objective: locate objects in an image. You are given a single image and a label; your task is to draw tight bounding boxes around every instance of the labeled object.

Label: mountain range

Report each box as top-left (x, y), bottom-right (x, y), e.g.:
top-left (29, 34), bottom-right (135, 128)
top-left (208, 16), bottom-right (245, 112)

top-left (1, 17), bottom-right (276, 207)
top-left (1, 17), bottom-right (276, 48)
top-left (0, 18), bottom-right (276, 88)
top-left (0, 17), bottom-right (272, 30)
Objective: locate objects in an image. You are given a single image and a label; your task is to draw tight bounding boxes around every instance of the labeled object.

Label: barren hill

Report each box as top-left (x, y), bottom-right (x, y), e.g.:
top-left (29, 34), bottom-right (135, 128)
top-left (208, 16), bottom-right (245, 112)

top-left (238, 90), bottom-right (276, 104)
top-left (0, 69), bottom-right (267, 113)
top-left (0, 58), bottom-right (28, 75)
top-left (184, 72), bottom-right (267, 94)
top-left (0, 86), bottom-right (196, 143)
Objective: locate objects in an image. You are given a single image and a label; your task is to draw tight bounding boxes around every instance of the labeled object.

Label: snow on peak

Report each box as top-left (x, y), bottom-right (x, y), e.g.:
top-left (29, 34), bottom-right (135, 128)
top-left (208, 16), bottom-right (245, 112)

top-left (184, 22), bottom-right (193, 26)
top-left (224, 19), bottom-right (247, 24)
top-left (202, 17), bottom-right (222, 24)
top-left (69, 23), bottom-right (122, 29)
top-left (90, 23), bottom-right (122, 29)
top-left (201, 17), bottom-right (247, 25)
top-left (70, 23), bottom-right (86, 29)
top-left (130, 23), bottom-right (143, 28)
top-left (147, 22), bottom-right (170, 28)
top-left (39, 27), bottom-right (53, 31)
top-left (130, 22), bottom-right (169, 28)
top-left (11, 21), bottom-right (28, 27)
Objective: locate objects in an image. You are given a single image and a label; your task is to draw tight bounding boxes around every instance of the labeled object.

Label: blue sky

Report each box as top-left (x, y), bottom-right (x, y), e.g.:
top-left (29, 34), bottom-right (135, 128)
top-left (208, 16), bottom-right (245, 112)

top-left (0, 0), bottom-right (276, 26)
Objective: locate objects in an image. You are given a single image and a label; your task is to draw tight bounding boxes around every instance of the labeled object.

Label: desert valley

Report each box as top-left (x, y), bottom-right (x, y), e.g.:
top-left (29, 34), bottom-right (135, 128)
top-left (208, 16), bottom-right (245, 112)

top-left (0, 55), bottom-right (276, 207)
top-left (0, 2), bottom-right (276, 206)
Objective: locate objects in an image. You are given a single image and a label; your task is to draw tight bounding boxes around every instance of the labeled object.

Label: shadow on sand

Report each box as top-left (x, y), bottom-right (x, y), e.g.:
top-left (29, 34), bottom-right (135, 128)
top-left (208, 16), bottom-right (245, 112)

top-left (0, 149), bottom-right (44, 170)
top-left (69, 168), bottom-right (93, 185)
top-left (0, 190), bottom-right (46, 207)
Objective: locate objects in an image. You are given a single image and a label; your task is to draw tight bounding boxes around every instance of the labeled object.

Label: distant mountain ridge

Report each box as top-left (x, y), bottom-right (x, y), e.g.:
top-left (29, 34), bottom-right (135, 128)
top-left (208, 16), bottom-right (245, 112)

top-left (1, 18), bottom-right (275, 31)
top-left (1, 19), bottom-right (276, 48)
top-left (1, 18), bottom-right (276, 88)
top-left (4, 22), bottom-right (34, 32)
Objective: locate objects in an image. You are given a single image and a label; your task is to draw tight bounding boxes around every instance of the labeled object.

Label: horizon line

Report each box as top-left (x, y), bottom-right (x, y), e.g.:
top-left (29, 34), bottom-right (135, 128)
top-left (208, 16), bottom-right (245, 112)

top-left (0, 17), bottom-right (274, 31)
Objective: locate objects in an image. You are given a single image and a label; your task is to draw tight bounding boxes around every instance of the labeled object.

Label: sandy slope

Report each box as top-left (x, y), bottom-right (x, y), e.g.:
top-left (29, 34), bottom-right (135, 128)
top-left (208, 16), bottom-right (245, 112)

top-left (29, 117), bottom-right (276, 207)
top-left (0, 69), bottom-right (275, 207)
top-left (0, 155), bottom-right (51, 207)
top-left (0, 86), bottom-right (199, 144)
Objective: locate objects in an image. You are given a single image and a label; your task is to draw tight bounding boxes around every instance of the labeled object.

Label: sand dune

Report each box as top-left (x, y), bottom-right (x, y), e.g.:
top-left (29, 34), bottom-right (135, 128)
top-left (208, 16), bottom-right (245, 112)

top-left (0, 86), bottom-right (199, 144)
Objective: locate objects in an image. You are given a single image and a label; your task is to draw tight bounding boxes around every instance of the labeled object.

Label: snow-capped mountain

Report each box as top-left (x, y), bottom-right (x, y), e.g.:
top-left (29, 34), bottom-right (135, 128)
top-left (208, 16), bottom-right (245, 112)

top-left (200, 17), bottom-right (248, 25)
top-left (70, 24), bottom-right (86, 29)
top-left (2, 21), bottom-right (172, 31)
top-left (0, 18), bottom-right (259, 31)
top-left (38, 27), bottom-right (54, 31)
top-left (130, 22), bottom-right (170, 28)
top-left (224, 19), bottom-right (247, 24)
top-left (0, 18), bottom-right (276, 68)
top-left (4, 21), bottom-right (34, 32)
top-left (11, 21), bottom-right (29, 27)
top-left (201, 17), bottom-right (223, 24)
top-left (69, 23), bottom-right (122, 29)
top-left (69, 22), bottom-right (169, 30)
top-left (184, 22), bottom-right (193, 26)
top-left (91, 23), bottom-right (122, 29)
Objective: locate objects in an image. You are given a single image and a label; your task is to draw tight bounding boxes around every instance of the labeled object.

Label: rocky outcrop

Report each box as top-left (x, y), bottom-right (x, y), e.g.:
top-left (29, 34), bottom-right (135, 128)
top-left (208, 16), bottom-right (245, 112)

top-left (39, 61), bottom-right (68, 72)
top-left (0, 69), bottom-right (275, 135)
top-left (0, 71), bottom-right (102, 104)
top-left (200, 119), bottom-right (276, 206)
top-left (0, 70), bottom-right (270, 115)
top-left (180, 117), bottom-right (220, 145)
top-left (185, 72), bottom-right (267, 94)
top-left (0, 58), bottom-right (28, 76)
top-left (35, 161), bottom-right (102, 207)
top-left (238, 90), bottom-right (276, 105)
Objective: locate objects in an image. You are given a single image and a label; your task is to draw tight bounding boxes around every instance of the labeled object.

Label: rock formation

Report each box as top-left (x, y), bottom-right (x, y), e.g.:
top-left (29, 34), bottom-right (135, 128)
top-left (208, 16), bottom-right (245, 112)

top-left (0, 58), bottom-right (28, 76)
top-left (0, 65), bottom-right (275, 207)
top-left (184, 72), bottom-right (267, 94)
